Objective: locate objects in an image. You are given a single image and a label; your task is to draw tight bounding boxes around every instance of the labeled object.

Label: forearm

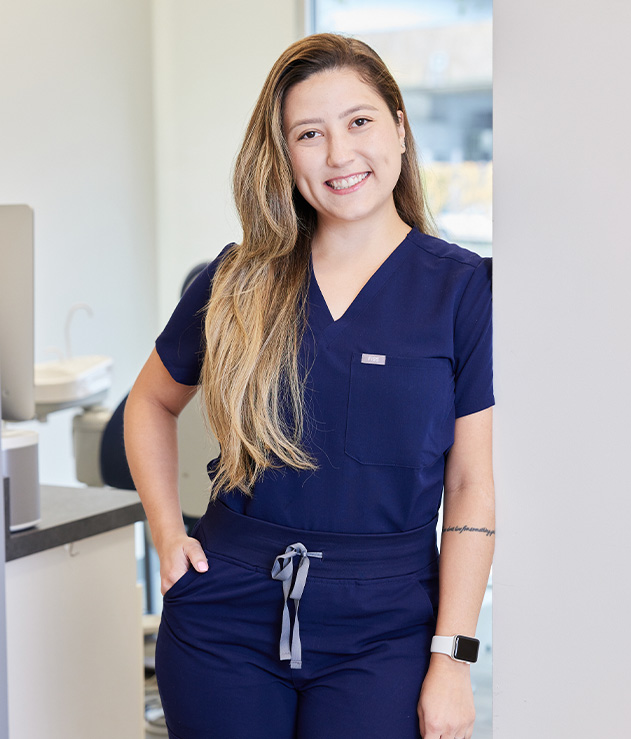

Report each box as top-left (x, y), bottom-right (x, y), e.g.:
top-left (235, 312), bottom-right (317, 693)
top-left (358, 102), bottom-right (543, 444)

top-left (418, 409), bottom-right (493, 736)
top-left (435, 483), bottom-right (495, 638)
top-left (418, 483), bottom-right (494, 734)
top-left (124, 387), bottom-right (187, 551)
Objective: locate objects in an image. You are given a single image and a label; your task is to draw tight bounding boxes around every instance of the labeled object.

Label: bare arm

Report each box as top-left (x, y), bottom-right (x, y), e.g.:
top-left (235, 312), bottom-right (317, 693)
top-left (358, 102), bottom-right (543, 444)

top-left (124, 348), bottom-right (209, 594)
top-left (418, 406), bottom-right (495, 739)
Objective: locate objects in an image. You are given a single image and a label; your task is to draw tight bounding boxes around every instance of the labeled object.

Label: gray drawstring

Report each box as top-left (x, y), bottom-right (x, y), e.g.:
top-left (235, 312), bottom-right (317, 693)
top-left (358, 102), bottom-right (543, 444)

top-left (271, 542), bottom-right (322, 669)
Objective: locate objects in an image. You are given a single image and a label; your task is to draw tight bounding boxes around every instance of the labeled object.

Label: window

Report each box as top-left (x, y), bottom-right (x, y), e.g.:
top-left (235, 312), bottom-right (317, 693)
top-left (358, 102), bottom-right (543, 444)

top-left (312, 0), bottom-right (493, 256)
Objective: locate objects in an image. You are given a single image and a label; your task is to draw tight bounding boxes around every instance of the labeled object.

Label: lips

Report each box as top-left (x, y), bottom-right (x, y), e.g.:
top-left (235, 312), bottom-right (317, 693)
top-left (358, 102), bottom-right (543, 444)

top-left (325, 172), bottom-right (370, 190)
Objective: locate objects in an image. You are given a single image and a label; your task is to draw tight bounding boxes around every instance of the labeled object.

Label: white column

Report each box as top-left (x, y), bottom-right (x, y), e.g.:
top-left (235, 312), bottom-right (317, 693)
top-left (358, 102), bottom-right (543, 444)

top-left (493, 1), bottom-right (631, 735)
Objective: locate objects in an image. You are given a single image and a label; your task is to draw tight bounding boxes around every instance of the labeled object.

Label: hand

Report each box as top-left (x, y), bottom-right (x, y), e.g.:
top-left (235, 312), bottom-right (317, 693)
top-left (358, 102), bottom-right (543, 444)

top-left (158, 534), bottom-right (208, 596)
top-left (418, 654), bottom-right (475, 739)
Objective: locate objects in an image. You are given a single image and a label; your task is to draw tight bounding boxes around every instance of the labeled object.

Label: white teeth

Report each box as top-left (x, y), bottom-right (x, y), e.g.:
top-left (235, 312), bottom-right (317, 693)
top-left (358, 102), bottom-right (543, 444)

top-left (327, 173), bottom-right (369, 190)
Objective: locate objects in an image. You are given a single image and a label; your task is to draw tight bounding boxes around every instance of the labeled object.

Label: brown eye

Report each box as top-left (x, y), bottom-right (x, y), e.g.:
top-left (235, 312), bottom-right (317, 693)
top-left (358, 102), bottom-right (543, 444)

top-left (299, 130), bottom-right (319, 140)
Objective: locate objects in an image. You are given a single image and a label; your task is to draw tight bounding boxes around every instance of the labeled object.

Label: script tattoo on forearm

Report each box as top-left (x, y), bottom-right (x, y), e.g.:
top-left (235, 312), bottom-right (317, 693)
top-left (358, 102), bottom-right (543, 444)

top-left (442, 525), bottom-right (495, 537)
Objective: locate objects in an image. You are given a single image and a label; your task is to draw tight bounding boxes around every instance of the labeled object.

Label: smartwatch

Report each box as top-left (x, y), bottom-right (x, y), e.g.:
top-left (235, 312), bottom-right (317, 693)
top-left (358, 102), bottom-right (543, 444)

top-left (430, 635), bottom-right (480, 664)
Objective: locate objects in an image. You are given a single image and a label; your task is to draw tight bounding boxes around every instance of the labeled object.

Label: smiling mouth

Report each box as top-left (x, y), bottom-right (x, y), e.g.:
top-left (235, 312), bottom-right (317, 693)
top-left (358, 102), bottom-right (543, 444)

top-left (325, 172), bottom-right (370, 190)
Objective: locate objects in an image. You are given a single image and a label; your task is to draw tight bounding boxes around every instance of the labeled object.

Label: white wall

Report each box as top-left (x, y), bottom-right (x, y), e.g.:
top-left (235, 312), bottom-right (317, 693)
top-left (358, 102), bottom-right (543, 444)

top-left (493, 1), bottom-right (631, 735)
top-left (153, 0), bottom-right (304, 324)
top-left (0, 0), bottom-right (157, 485)
top-left (0, 0), bottom-right (303, 484)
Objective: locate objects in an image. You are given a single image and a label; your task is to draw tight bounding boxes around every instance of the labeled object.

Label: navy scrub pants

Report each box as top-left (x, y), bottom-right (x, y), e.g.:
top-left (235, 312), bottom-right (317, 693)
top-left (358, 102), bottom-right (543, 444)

top-left (155, 501), bottom-right (439, 739)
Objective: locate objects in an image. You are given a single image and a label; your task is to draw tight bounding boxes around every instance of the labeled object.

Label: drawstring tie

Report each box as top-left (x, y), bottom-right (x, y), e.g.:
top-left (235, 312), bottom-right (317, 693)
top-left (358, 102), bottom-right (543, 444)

top-left (271, 542), bottom-right (322, 669)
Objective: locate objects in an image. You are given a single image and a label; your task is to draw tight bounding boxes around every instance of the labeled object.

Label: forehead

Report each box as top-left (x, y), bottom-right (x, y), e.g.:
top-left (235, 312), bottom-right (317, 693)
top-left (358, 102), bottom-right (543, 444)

top-left (283, 67), bottom-right (387, 126)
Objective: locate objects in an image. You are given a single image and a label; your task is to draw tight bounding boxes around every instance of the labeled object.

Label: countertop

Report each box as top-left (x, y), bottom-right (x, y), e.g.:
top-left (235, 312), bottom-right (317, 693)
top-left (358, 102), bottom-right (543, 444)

top-left (5, 483), bottom-right (145, 562)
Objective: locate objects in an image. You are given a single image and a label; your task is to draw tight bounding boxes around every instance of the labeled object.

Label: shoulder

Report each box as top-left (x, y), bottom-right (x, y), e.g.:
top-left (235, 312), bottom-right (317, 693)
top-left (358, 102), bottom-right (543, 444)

top-left (154, 241), bottom-right (237, 386)
top-left (408, 227), bottom-right (488, 272)
top-left (405, 228), bottom-right (491, 301)
top-left (188, 242), bottom-right (236, 291)
top-left (173, 242), bottom-right (237, 310)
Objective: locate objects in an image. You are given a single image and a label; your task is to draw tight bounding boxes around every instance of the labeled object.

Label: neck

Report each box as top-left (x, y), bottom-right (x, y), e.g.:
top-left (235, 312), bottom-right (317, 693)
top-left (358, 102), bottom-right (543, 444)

top-left (311, 208), bottom-right (411, 263)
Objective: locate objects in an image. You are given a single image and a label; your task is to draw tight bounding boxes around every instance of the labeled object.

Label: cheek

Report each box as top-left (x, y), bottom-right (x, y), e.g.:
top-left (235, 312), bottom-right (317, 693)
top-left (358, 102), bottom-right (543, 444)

top-left (289, 153), bottom-right (319, 200)
top-left (384, 137), bottom-right (404, 173)
top-left (376, 147), bottom-right (402, 185)
top-left (289, 151), bottom-right (306, 179)
top-left (367, 131), bottom-right (402, 169)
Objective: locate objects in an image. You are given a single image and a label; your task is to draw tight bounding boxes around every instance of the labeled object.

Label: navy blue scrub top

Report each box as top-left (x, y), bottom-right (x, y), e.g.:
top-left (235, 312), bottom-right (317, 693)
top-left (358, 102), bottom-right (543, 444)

top-left (156, 227), bottom-right (494, 534)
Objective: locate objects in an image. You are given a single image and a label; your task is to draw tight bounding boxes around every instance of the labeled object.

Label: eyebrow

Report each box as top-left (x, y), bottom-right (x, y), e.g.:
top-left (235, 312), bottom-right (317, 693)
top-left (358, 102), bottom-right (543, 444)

top-left (287, 104), bottom-right (380, 134)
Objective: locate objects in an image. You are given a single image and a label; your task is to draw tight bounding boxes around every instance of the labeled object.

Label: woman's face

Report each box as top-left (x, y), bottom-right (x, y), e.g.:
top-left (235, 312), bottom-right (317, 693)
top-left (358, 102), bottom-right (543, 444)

top-left (283, 67), bottom-right (405, 231)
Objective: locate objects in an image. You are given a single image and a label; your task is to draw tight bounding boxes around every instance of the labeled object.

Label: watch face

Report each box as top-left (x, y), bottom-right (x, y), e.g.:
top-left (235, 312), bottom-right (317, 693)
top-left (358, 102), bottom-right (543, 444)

top-left (454, 636), bottom-right (480, 663)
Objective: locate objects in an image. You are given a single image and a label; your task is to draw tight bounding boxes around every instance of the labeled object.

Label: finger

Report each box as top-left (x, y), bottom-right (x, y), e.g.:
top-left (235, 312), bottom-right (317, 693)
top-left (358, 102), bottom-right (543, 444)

top-left (417, 708), bottom-right (439, 739)
top-left (457, 724), bottom-right (474, 739)
top-left (161, 567), bottom-right (188, 595)
top-left (184, 539), bottom-right (208, 572)
top-left (417, 716), bottom-right (439, 739)
top-left (417, 704), bottom-right (426, 737)
top-left (419, 719), bottom-right (451, 739)
top-left (464, 714), bottom-right (475, 738)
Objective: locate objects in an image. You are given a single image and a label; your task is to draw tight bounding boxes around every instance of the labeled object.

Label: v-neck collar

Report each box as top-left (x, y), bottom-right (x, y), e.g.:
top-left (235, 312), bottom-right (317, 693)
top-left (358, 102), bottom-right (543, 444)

top-left (308, 227), bottom-right (417, 345)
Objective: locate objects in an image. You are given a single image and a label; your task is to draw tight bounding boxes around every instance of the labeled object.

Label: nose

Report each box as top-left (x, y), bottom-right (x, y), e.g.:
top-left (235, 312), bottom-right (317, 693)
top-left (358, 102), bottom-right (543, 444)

top-left (326, 131), bottom-right (354, 169)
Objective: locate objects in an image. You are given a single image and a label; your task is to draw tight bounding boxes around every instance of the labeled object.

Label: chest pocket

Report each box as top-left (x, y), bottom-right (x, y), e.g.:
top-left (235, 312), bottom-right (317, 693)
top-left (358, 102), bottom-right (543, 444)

top-left (345, 353), bottom-right (455, 469)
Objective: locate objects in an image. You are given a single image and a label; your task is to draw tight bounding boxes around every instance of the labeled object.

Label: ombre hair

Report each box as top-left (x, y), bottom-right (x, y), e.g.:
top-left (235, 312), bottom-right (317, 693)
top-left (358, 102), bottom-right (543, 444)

top-left (201, 33), bottom-right (435, 497)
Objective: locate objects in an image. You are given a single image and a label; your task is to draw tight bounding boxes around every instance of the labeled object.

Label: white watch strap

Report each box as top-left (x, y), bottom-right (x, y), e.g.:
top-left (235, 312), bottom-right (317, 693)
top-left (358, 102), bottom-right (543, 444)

top-left (430, 635), bottom-right (456, 658)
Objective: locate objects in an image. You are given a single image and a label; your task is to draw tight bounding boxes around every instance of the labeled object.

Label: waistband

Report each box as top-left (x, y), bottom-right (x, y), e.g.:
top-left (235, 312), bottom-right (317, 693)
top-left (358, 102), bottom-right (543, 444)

top-left (197, 500), bottom-right (438, 580)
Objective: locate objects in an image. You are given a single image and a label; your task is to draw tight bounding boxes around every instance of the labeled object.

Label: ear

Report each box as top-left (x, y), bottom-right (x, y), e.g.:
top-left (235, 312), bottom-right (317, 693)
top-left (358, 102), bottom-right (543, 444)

top-left (396, 110), bottom-right (406, 150)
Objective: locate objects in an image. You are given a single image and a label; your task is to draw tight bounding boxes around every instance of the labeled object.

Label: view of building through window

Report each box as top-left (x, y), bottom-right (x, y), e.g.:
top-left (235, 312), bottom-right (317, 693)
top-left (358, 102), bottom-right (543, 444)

top-left (312, 3), bottom-right (493, 736)
top-left (312, 0), bottom-right (493, 257)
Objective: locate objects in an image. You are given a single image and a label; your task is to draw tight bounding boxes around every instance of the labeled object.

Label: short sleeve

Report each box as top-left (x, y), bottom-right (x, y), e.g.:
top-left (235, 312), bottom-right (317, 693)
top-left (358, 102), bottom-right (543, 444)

top-left (155, 244), bottom-right (233, 386)
top-left (453, 258), bottom-right (494, 417)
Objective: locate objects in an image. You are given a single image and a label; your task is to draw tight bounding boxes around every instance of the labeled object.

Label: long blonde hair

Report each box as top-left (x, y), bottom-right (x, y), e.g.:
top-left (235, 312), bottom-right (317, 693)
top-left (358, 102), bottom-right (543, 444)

top-left (201, 33), bottom-right (434, 497)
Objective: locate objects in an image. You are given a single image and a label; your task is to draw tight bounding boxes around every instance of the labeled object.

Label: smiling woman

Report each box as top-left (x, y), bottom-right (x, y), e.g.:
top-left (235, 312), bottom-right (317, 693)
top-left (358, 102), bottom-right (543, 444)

top-left (124, 32), bottom-right (494, 739)
top-left (283, 69), bottom-right (406, 234)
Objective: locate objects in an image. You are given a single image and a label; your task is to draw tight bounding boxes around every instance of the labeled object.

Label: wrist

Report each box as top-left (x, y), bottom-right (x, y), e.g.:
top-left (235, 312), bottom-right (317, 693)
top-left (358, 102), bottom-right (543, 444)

top-left (429, 651), bottom-right (470, 671)
top-left (430, 634), bottom-right (480, 664)
top-left (152, 523), bottom-right (188, 555)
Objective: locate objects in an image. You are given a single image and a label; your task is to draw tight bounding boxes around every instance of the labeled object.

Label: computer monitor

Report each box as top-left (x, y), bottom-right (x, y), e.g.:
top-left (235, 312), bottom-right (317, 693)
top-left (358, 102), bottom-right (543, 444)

top-left (0, 205), bottom-right (40, 532)
top-left (0, 205), bottom-right (35, 422)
